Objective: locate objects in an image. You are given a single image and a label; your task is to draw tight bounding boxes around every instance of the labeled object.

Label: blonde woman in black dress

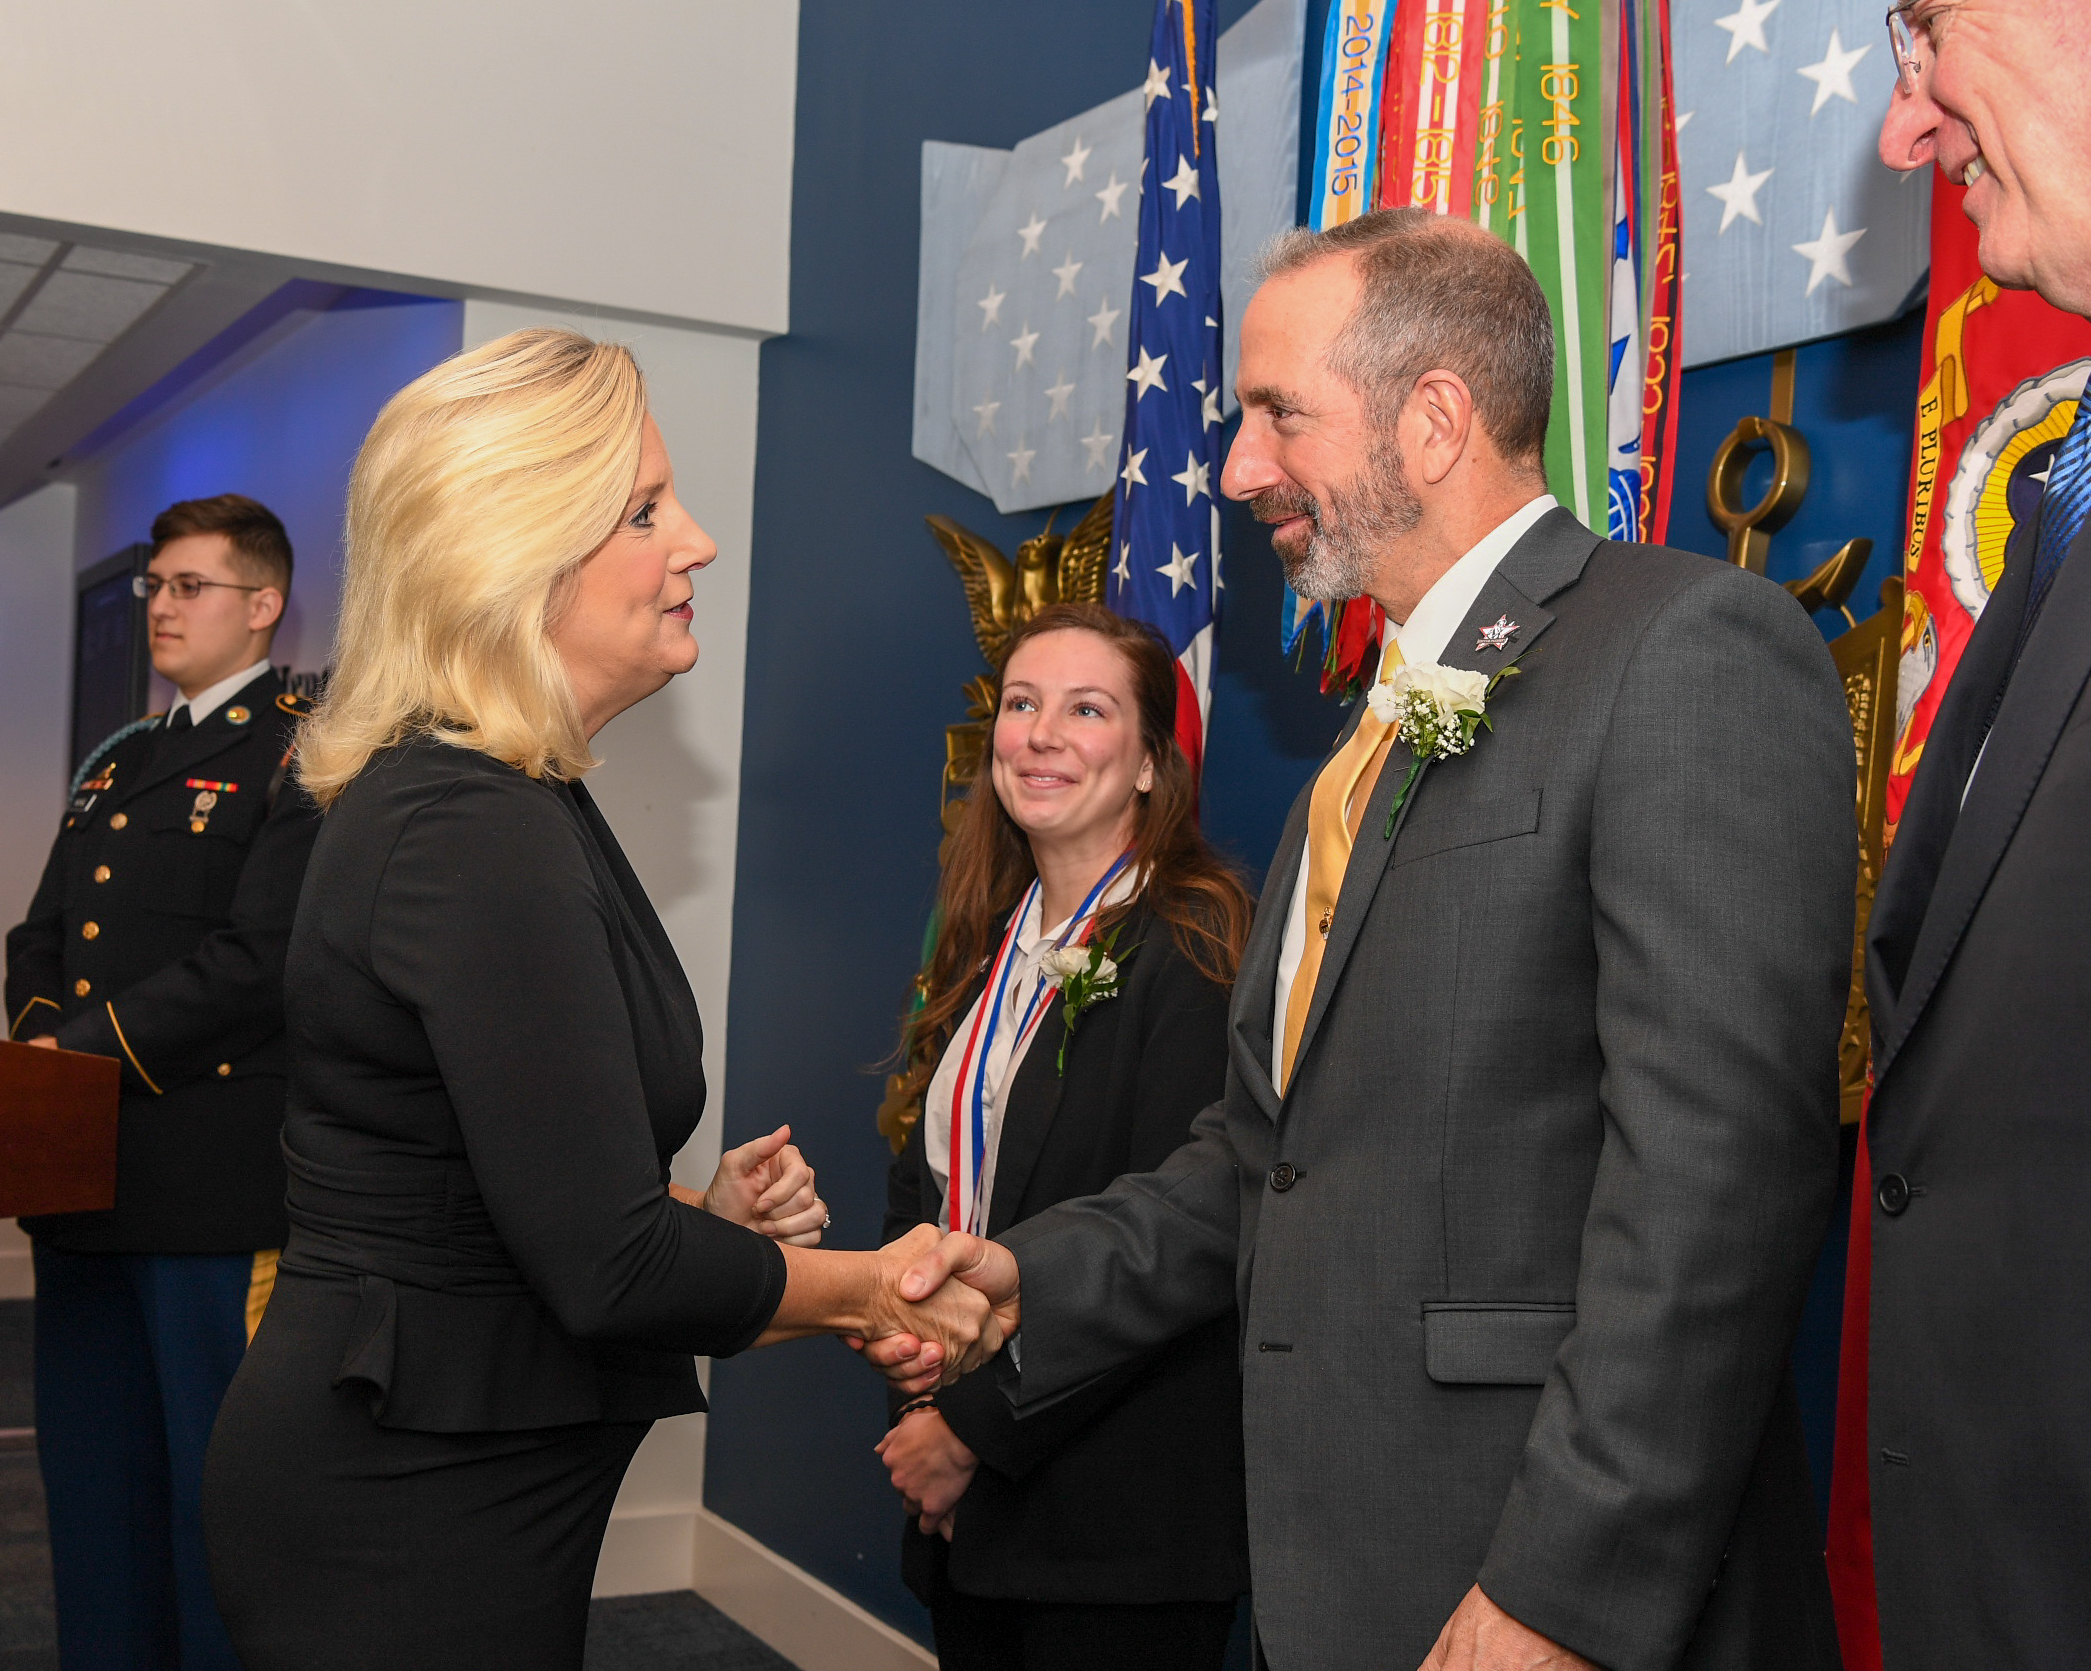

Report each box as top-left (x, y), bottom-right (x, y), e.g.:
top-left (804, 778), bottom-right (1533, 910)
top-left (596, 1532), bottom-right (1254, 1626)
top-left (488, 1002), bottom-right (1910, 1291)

top-left (202, 330), bottom-right (1000, 1670)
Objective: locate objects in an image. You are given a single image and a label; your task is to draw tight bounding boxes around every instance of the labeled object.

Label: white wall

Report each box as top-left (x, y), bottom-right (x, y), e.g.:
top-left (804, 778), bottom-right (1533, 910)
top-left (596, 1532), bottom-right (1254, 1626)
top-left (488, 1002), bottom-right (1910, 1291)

top-left (0, 0), bottom-right (793, 1609)
top-left (0, 484), bottom-right (74, 933)
top-left (0, 1), bottom-right (797, 336)
top-left (0, 483), bottom-right (74, 1297)
top-left (460, 300), bottom-right (760, 1590)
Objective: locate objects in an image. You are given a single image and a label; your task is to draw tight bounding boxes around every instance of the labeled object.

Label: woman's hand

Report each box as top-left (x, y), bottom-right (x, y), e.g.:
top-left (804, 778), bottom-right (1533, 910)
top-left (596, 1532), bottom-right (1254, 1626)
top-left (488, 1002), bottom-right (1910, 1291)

top-left (875, 1407), bottom-right (978, 1540)
top-left (696, 1124), bottom-right (827, 1246)
top-left (753, 1227), bottom-right (1002, 1384)
top-left (852, 1232), bottom-right (1023, 1394)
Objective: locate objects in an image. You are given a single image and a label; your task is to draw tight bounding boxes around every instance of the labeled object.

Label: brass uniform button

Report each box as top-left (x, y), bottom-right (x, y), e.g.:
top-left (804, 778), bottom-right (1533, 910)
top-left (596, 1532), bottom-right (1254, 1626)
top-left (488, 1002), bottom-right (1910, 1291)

top-left (225, 706), bottom-right (250, 725)
top-left (216, 1063), bottom-right (232, 1077)
top-left (74, 979), bottom-right (91, 997)
top-left (81, 922), bottom-right (100, 940)
top-left (109, 813), bottom-right (128, 830)
top-left (93, 865), bottom-right (111, 883)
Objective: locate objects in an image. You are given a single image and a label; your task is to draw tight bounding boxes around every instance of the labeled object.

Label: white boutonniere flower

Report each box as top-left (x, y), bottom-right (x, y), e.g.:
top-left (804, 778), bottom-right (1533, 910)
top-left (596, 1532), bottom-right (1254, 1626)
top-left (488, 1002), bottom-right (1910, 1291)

top-left (1365, 659), bottom-right (1520, 836)
top-left (1042, 928), bottom-right (1127, 1074)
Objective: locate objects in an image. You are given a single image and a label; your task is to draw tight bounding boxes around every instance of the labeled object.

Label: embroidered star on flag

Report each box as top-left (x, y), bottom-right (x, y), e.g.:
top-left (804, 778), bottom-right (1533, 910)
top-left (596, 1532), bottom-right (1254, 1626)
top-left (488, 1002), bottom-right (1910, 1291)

top-left (1109, 0), bottom-right (1223, 771)
top-left (1677, 0), bottom-right (1928, 364)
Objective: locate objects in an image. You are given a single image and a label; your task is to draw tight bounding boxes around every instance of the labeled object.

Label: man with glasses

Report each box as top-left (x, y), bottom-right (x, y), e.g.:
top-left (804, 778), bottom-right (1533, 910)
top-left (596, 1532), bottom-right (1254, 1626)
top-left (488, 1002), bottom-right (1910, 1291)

top-left (1864, 7), bottom-right (2091, 1666)
top-left (4, 493), bottom-right (319, 1671)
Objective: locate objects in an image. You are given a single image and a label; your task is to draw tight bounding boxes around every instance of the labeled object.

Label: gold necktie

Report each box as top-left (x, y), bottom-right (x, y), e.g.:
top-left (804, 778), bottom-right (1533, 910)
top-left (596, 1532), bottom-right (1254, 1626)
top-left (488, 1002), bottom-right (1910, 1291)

top-left (1279, 638), bottom-right (1403, 1093)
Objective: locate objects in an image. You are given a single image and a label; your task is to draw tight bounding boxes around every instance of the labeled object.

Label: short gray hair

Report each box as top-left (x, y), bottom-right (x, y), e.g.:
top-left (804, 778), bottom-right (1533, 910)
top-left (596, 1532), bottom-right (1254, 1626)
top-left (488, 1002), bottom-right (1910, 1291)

top-left (1258, 209), bottom-right (1554, 469)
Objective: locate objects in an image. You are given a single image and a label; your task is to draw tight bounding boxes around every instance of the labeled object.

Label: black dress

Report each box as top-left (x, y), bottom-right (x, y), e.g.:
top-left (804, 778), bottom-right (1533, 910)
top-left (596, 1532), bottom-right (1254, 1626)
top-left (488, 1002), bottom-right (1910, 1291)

top-left (885, 899), bottom-right (1248, 1669)
top-left (203, 739), bottom-right (785, 1671)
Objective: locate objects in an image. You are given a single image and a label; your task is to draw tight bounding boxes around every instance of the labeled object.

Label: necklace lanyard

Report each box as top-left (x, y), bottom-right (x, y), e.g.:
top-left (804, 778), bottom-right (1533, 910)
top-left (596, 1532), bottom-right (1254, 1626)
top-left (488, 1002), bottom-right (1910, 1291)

top-left (945, 850), bottom-right (1134, 1234)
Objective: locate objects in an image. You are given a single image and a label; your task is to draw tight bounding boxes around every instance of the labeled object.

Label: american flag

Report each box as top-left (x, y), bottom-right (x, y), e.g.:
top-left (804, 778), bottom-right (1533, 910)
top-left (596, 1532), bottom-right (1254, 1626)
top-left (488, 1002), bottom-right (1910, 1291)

top-left (1107, 0), bottom-right (1223, 770)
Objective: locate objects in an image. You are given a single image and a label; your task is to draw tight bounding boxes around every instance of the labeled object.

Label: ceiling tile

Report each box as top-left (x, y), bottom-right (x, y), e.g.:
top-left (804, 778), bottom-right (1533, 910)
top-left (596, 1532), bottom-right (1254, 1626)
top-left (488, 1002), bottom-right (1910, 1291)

top-left (0, 262), bottom-right (41, 316)
top-left (0, 234), bottom-right (57, 267)
top-left (0, 331), bottom-right (104, 390)
top-left (12, 271), bottom-right (166, 344)
top-left (64, 247), bottom-right (194, 286)
top-left (0, 383), bottom-right (50, 431)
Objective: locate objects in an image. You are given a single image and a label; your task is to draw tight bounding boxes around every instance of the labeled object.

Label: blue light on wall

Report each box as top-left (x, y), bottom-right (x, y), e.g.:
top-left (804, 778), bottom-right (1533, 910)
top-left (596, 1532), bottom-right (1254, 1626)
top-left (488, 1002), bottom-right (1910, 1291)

top-left (68, 288), bottom-right (464, 692)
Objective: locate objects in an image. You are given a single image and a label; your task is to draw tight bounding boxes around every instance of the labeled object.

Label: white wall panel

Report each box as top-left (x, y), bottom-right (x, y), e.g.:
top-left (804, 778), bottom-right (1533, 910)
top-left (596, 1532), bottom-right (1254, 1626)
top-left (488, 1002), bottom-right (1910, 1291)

top-left (0, 482), bottom-right (76, 1295)
top-left (0, 1), bottom-right (798, 335)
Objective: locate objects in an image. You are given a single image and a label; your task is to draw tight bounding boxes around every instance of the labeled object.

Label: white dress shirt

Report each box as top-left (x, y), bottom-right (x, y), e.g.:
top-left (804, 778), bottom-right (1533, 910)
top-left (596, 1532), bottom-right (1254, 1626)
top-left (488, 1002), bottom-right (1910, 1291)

top-left (168, 658), bottom-right (273, 728)
top-left (925, 865), bottom-right (1141, 1230)
top-left (1270, 495), bottom-right (1557, 1087)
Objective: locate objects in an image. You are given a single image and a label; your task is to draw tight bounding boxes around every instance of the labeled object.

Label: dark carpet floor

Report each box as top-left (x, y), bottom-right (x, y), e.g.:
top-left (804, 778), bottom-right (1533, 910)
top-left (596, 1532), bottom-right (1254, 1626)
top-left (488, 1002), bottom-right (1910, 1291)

top-left (0, 1297), bottom-right (802, 1671)
top-left (586, 1592), bottom-right (798, 1670)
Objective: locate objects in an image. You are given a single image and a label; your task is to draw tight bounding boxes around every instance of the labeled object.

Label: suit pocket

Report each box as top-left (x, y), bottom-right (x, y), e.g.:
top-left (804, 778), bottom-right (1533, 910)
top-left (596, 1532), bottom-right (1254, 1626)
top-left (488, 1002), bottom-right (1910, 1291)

top-left (1392, 787), bottom-right (1542, 869)
top-left (1422, 1301), bottom-right (1574, 1385)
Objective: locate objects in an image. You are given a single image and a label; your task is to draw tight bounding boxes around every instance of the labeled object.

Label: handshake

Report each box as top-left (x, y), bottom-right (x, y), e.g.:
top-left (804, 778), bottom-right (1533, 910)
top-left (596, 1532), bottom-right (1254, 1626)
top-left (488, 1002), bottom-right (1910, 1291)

top-left (847, 1227), bottom-right (1024, 1394)
top-left (704, 1128), bottom-right (1018, 1389)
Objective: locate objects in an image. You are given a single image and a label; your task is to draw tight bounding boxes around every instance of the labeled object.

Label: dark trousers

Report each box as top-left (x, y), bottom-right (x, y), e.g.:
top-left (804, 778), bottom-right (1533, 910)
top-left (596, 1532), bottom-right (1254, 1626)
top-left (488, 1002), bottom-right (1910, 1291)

top-left (33, 1245), bottom-right (256, 1671)
top-left (930, 1583), bottom-right (1237, 1671)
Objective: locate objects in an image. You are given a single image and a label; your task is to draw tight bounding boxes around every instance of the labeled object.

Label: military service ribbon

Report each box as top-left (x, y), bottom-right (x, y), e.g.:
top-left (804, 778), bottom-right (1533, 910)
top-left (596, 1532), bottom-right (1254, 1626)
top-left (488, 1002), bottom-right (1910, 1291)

top-left (1281, 0), bottom-right (1683, 698)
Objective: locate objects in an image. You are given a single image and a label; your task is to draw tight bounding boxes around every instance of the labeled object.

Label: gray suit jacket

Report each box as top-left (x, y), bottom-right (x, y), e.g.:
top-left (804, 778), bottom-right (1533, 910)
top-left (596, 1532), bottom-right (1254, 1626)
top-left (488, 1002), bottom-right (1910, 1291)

top-left (997, 511), bottom-right (1854, 1671)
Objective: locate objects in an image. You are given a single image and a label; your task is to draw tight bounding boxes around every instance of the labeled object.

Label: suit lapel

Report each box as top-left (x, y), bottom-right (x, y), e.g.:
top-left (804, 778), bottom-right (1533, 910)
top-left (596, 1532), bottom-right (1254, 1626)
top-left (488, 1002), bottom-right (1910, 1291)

top-left (124, 670), bottom-right (280, 800)
top-left (1286, 510), bottom-right (1595, 1094)
top-left (985, 1002), bottom-right (1074, 1233)
top-left (1875, 517), bottom-right (2091, 1081)
top-left (124, 716), bottom-right (249, 801)
top-left (1865, 522), bottom-right (2033, 1042)
top-left (1230, 768), bottom-right (1318, 1122)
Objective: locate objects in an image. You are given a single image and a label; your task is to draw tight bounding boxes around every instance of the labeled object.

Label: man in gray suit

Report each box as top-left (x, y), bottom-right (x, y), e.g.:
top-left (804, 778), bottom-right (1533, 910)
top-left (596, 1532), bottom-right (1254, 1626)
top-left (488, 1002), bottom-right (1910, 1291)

top-left (875, 210), bottom-right (1854, 1671)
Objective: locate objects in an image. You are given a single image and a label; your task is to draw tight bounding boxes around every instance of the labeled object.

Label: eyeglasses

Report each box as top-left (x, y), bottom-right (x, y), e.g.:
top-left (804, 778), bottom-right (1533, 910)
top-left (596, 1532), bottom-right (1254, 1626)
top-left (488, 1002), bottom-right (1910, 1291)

top-left (1886, 3), bottom-right (1933, 98)
top-left (132, 573), bottom-right (265, 602)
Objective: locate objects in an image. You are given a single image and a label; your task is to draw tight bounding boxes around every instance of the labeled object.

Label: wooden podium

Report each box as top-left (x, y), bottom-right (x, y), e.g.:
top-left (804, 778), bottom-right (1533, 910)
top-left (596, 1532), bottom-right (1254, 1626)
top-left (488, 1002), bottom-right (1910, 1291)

top-left (0, 1039), bottom-right (119, 1217)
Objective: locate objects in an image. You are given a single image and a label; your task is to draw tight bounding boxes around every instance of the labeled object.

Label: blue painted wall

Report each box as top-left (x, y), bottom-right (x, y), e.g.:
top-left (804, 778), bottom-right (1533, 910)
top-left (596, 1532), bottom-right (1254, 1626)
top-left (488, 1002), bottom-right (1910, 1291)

top-left (715, 0), bottom-right (1924, 1635)
top-left (69, 289), bottom-right (463, 692)
top-left (713, 1), bottom-right (1266, 1641)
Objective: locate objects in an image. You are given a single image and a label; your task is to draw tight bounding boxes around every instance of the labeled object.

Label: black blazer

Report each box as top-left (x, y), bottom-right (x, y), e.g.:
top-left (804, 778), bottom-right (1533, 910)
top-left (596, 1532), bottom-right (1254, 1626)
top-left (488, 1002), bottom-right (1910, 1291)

top-left (885, 899), bottom-right (1248, 1606)
top-left (276, 739), bottom-right (784, 1432)
top-left (1863, 478), bottom-right (2091, 1667)
top-left (6, 667), bottom-right (321, 1252)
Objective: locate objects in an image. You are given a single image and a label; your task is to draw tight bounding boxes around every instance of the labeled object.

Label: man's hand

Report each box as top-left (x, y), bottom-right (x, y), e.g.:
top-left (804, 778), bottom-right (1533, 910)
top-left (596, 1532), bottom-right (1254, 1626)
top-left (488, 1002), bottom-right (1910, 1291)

top-left (1420, 1586), bottom-right (1596, 1671)
top-left (875, 1406), bottom-right (978, 1539)
top-left (856, 1226), bottom-right (1006, 1387)
top-left (25, 1036), bottom-right (57, 1049)
top-left (852, 1232), bottom-right (1022, 1395)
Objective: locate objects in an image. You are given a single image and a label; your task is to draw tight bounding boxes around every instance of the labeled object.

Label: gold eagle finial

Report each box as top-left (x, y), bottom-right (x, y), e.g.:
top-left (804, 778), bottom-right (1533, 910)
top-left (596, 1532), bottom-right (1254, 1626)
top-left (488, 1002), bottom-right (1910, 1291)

top-left (926, 491), bottom-right (1114, 668)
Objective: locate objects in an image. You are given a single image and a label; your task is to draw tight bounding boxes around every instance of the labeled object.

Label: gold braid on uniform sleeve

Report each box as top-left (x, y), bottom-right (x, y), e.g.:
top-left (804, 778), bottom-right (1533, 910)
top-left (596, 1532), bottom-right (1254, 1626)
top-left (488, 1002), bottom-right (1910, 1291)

top-left (7, 995), bottom-right (59, 1040)
top-left (105, 1002), bottom-right (163, 1095)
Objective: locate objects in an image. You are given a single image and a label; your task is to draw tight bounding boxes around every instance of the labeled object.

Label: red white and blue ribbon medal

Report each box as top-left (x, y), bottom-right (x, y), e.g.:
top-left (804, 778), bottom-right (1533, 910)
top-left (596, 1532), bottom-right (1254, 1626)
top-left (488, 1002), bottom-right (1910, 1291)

top-left (945, 851), bottom-right (1133, 1235)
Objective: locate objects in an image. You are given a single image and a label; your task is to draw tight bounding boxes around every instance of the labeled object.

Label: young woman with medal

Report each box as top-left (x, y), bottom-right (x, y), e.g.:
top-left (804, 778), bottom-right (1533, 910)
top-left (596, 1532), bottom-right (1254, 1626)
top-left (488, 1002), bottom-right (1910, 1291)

top-left (879, 602), bottom-right (1253, 1670)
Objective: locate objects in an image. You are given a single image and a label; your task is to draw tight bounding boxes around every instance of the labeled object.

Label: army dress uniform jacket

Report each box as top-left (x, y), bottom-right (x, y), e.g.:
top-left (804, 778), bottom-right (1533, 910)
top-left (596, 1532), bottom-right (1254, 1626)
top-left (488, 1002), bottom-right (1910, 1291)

top-left (5, 666), bottom-right (321, 1253)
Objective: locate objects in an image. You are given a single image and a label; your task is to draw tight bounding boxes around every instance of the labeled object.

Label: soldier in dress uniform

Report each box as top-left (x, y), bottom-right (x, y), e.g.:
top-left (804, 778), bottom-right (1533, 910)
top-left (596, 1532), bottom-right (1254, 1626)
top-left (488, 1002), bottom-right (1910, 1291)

top-left (4, 493), bottom-right (320, 1671)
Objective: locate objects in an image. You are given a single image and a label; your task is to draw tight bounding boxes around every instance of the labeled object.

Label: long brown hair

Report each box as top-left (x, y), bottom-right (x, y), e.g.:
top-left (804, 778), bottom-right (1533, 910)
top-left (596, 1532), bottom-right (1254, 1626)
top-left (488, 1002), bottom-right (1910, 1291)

top-left (890, 602), bottom-right (1253, 1122)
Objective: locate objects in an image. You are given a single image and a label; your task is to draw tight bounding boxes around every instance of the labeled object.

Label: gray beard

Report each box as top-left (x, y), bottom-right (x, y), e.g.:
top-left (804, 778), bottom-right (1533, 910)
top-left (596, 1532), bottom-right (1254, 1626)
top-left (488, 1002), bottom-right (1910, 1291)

top-left (1272, 438), bottom-right (1422, 602)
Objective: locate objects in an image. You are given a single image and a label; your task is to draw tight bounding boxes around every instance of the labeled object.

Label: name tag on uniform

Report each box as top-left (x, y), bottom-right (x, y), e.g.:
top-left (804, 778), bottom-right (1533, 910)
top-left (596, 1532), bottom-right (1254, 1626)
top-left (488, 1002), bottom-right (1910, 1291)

top-left (68, 763), bottom-right (119, 821)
